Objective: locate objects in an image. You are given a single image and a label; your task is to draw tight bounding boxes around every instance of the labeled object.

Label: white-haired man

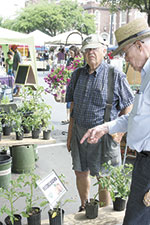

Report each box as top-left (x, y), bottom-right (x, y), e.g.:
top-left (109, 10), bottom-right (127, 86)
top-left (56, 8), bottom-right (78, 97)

top-left (81, 18), bottom-right (150, 225)
top-left (66, 34), bottom-right (134, 212)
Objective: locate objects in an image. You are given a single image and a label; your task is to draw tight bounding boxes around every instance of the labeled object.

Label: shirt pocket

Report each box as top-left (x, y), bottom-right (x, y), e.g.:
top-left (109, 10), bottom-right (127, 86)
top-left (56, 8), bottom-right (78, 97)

top-left (92, 89), bottom-right (104, 106)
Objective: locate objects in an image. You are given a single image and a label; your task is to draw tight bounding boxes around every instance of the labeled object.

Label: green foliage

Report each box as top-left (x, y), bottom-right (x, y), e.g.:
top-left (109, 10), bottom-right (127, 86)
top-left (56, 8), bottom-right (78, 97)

top-left (1, 108), bottom-right (15, 127)
top-left (0, 175), bottom-right (26, 225)
top-left (101, 0), bottom-right (150, 24)
top-left (21, 172), bottom-right (48, 217)
top-left (1, 0), bottom-right (95, 35)
top-left (19, 86), bottom-right (53, 131)
top-left (12, 110), bottom-right (24, 136)
top-left (97, 162), bottom-right (133, 201)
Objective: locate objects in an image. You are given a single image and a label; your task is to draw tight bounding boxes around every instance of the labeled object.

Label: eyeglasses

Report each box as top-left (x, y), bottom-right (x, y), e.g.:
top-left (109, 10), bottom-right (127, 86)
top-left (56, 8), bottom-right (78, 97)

top-left (120, 43), bottom-right (135, 57)
top-left (120, 40), bottom-right (144, 57)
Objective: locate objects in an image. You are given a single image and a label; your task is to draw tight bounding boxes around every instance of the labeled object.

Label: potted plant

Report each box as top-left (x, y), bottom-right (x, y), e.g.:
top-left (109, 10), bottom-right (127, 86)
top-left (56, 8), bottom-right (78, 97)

top-left (1, 108), bottom-right (14, 136)
top-left (47, 174), bottom-right (74, 225)
top-left (0, 175), bottom-right (26, 225)
top-left (22, 172), bottom-right (48, 225)
top-left (94, 173), bottom-right (111, 207)
top-left (19, 86), bottom-right (53, 139)
top-left (85, 193), bottom-right (99, 219)
top-left (12, 111), bottom-right (24, 140)
top-left (27, 112), bottom-right (43, 139)
top-left (102, 162), bottom-right (133, 211)
top-left (40, 103), bottom-right (53, 140)
top-left (48, 199), bottom-right (72, 225)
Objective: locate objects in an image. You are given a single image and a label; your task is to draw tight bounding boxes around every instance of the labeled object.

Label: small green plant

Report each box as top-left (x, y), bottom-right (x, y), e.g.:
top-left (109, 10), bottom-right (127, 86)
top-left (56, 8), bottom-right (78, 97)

top-left (50, 174), bottom-right (74, 218)
top-left (19, 86), bottom-right (53, 132)
top-left (100, 162), bottom-right (133, 201)
top-left (22, 172), bottom-right (48, 218)
top-left (0, 175), bottom-right (26, 225)
top-left (1, 108), bottom-right (15, 127)
top-left (12, 110), bottom-right (24, 136)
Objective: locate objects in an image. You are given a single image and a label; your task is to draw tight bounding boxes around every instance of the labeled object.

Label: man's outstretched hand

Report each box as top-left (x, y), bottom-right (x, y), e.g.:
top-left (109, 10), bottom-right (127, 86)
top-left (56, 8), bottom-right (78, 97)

top-left (80, 124), bottom-right (109, 144)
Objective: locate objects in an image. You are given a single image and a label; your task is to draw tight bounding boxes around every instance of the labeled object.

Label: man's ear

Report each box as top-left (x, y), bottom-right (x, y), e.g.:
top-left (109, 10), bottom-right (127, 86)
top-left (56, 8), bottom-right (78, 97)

top-left (135, 40), bottom-right (143, 50)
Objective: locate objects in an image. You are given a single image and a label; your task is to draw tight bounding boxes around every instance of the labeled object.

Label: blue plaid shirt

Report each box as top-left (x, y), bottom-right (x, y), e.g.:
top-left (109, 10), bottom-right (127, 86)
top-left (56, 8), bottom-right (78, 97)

top-left (66, 61), bottom-right (134, 129)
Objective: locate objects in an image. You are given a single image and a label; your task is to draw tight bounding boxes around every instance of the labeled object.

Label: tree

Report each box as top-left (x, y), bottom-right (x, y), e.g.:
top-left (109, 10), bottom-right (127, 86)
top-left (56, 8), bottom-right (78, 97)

top-left (101, 0), bottom-right (149, 25)
top-left (1, 0), bottom-right (95, 36)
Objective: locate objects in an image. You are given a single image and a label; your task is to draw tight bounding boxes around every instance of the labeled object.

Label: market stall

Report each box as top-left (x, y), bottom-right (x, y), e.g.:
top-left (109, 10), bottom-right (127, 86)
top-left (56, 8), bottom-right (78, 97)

top-left (0, 27), bottom-right (38, 84)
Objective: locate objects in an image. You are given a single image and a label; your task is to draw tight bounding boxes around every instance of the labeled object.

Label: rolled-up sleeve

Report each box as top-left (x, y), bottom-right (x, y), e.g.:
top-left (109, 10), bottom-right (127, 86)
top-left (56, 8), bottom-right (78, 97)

top-left (108, 113), bottom-right (129, 134)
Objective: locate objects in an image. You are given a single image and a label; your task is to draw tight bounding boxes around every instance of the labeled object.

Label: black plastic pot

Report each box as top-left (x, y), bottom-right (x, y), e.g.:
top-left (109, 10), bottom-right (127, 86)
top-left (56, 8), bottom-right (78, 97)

top-left (16, 132), bottom-right (24, 140)
top-left (5, 214), bottom-right (22, 225)
top-left (3, 126), bottom-right (11, 136)
top-left (23, 125), bottom-right (30, 134)
top-left (32, 129), bottom-right (41, 139)
top-left (113, 197), bottom-right (126, 211)
top-left (27, 207), bottom-right (41, 225)
top-left (48, 208), bottom-right (64, 225)
top-left (43, 130), bottom-right (51, 140)
top-left (85, 199), bottom-right (99, 219)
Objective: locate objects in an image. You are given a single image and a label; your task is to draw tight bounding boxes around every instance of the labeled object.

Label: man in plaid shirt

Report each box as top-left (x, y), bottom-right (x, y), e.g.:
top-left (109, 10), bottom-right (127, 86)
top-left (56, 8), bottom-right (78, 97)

top-left (66, 34), bottom-right (134, 212)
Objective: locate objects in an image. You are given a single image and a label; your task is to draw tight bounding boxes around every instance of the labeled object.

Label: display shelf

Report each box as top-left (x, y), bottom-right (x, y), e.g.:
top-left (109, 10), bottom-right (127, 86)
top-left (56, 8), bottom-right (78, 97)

top-left (0, 133), bottom-right (56, 147)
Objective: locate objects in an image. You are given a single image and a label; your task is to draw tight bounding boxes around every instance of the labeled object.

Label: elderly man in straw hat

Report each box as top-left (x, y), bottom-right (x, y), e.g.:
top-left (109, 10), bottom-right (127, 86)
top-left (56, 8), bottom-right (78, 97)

top-left (65, 34), bottom-right (134, 212)
top-left (80, 18), bottom-right (150, 224)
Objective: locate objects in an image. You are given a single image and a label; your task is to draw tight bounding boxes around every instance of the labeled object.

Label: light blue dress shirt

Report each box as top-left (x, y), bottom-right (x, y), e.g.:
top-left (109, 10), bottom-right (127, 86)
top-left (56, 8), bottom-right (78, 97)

top-left (109, 58), bottom-right (150, 152)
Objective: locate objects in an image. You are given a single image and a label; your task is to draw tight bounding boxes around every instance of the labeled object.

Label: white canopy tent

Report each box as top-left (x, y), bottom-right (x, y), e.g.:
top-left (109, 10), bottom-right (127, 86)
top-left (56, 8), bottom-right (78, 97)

top-left (45, 30), bottom-right (87, 45)
top-left (0, 27), bottom-right (38, 83)
top-left (29, 30), bottom-right (52, 46)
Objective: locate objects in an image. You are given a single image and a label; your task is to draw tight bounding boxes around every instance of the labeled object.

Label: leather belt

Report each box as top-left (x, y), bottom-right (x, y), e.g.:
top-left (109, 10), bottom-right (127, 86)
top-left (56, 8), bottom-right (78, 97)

top-left (139, 151), bottom-right (150, 157)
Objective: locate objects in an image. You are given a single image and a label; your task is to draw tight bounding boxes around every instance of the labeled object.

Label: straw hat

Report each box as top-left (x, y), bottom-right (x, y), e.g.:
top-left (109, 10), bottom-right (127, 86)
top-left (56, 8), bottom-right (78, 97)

top-left (112, 18), bottom-right (150, 56)
top-left (81, 34), bottom-right (106, 52)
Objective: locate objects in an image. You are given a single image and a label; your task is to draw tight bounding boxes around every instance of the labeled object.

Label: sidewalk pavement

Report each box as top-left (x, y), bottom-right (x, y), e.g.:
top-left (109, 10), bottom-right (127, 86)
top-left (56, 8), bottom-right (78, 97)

top-left (40, 206), bottom-right (124, 225)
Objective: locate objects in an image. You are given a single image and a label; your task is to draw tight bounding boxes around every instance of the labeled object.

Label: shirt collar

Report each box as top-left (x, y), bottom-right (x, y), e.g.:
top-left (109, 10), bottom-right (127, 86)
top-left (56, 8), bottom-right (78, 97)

top-left (86, 60), bottom-right (105, 77)
top-left (141, 58), bottom-right (150, 77)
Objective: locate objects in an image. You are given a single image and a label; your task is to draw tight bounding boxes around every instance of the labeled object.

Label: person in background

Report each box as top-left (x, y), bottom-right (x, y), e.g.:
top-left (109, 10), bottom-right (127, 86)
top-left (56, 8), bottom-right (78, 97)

top-left (11, 45), bottom-right (22, 97)
top-left (6, 51), bottom-right (14, 76)
top-left (80, 18), bottom-right (150, 225)
top-left (43, 50), bottom-right (49, 61)
top-left (61, 45), bottom-right (81, 125)
top-left (57, 47), bottom-right (65, 64)
top-left (65, 34), bottom-right (134, 212)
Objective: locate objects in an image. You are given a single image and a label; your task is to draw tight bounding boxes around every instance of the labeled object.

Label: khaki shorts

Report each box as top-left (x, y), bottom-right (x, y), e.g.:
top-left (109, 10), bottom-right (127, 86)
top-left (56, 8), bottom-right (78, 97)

top-left (70, 121), bottom-right (121, 176)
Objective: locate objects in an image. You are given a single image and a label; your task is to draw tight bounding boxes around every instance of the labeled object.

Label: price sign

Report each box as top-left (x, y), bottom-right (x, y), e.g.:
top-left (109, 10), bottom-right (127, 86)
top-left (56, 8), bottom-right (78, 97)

top-left (37, 170), bottom-right (67, 208)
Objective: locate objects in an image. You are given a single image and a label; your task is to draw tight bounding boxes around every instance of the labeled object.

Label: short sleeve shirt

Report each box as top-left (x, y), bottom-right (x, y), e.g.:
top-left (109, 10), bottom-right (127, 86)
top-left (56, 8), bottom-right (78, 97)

top-left (66, 61), bottom-right (134, 129)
